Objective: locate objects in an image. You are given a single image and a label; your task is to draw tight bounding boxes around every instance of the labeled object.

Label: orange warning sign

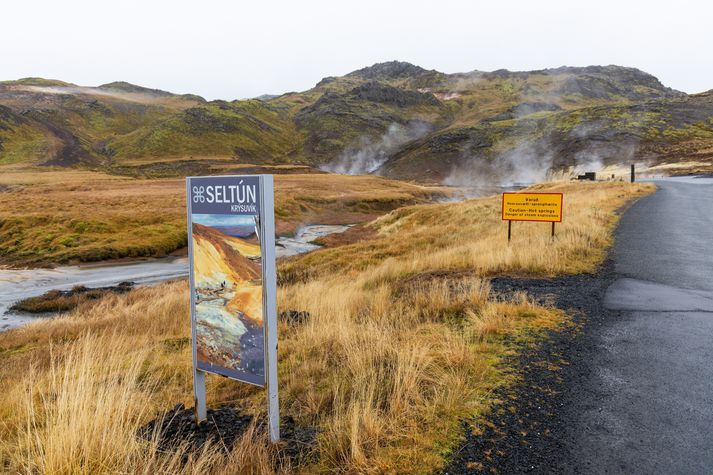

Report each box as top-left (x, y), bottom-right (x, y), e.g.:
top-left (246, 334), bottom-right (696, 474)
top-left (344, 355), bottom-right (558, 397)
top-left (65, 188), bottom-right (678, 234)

top-left (502, 192), bottom-right (563, 222)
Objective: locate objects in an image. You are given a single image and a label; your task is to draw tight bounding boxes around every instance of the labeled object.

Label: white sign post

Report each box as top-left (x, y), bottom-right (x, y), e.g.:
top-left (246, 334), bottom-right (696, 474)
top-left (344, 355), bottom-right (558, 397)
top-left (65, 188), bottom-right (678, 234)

top-left (186, 174), bottom-right (279, 442)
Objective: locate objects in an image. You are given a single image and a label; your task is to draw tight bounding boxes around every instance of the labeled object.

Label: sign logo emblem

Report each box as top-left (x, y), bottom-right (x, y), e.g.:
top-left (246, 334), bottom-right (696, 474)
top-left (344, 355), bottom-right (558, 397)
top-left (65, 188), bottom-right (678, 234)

top-left (192, 185), bottom-right (205, 203)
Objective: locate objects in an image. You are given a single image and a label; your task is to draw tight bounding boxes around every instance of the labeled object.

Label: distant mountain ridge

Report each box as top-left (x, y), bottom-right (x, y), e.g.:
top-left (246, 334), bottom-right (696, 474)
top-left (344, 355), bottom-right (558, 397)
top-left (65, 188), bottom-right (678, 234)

top-left (98, 81), bottom-right (176, 96)
top-left (1, 61), bottom-right (711, 181)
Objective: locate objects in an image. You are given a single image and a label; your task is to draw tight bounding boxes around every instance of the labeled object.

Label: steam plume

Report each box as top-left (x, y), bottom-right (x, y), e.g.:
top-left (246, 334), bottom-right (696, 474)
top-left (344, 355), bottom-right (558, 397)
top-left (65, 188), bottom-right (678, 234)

top-left (322, 121), bottom-right (432, 175)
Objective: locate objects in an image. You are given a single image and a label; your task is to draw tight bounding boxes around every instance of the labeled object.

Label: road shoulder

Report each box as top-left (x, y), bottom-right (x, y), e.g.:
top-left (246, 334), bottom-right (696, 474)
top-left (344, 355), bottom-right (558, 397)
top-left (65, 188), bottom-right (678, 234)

top-left (443, 261), bottom-right (619, 474)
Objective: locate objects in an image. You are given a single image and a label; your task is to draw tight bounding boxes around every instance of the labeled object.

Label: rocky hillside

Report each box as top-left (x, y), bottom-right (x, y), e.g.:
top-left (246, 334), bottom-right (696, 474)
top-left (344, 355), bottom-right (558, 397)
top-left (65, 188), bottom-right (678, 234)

top-left (1, 62), bottom-right (711, 181)
top-left (192, 222), bottom-right (260, 285)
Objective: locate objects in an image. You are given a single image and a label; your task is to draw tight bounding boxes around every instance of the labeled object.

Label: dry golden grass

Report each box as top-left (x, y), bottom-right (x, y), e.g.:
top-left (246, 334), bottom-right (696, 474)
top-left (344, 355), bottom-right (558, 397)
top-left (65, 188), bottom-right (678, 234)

top-left (0, 180), bottom-right (654, 473)
top-left (0, 168), bottom-right (446, 266)
top-left (277, 275), bottom-right (562, 472)
top-left (0, 169), bottom-right (186, 265)
top-left (271, 173), bottom-right (447, 235)
top-left (281, 181), bottom-right (655, 284)
top-left (0, 283), bottom-right (283, 474)
top-left (0, 278), bottom-right (561, 474)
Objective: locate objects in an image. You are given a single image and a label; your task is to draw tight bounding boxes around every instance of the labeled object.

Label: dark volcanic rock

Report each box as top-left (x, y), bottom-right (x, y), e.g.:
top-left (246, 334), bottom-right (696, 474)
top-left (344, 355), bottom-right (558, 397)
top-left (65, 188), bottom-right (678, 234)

top-left (23, 110), bottom-right (99, 167)
top-left (542, 65), bottom-right (685, 99)
top-left (140, 404), bottom-right (318, 467)
top-left (349, 81), bottom-right (441, 107)
top-left (485, 102), bottom-right (562, 122)
top-left (141, 404), bottom-right (253, 453)
top-left (347, 61), bottom-right (430, 80)
top-left (315, 76), bottom-right (337, 87)
top-left (0, 104), bottom-right (21, 128)
top-left (1, 63), bottom-right (709, 179)
top-left (458, 65), bottom-right (683, 101)
top-left (294, 79), bottom-right (445, 163)
top-left (511, 102), bottom-right (562, 116)
top-left (279, 309), bottom-right (311, 325)
top-left (346, 61), bottom-right (448, 89)
top-left (382, 89), bottom-right (713, 182)
top-left (183, 107), bottom-right (239, 133)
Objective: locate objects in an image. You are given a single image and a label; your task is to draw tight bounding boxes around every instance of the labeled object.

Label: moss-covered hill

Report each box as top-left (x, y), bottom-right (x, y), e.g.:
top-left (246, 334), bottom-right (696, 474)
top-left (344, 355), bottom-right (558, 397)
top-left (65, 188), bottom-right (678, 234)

top-left (1, 63), bottom-right (711, 180)
top-left (381, 91), bottom-right (713, 182)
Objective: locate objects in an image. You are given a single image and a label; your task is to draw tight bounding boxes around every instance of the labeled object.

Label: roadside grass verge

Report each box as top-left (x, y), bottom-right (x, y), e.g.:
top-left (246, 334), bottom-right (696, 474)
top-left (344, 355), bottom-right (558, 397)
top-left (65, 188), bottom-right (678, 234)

top-left (0, 181), bottom-right (654, 473)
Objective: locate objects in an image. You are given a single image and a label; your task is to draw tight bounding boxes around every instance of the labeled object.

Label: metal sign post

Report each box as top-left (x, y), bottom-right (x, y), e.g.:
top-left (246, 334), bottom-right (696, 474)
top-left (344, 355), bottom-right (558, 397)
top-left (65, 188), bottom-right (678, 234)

top-left (186, 179), bottom-right (208, 423)
top-left (186, 175), bottom-right (279, 442)
top-left (259, 176), bottom-right (280, 443)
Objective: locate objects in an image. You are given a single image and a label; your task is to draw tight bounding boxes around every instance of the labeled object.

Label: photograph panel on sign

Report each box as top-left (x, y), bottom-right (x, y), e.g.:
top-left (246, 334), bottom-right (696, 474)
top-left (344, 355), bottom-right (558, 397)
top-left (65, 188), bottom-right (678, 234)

top-left (191, 212), bottom-right (265, 385)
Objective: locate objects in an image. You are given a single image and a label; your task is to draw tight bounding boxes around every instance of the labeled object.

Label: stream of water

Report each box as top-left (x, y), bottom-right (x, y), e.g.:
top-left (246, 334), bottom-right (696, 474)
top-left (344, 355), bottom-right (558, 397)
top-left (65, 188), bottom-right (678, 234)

top-left (275, 224), bottom-right (352, 257)
top-left (0, 224), bottom-right (352, 331)
top-left (0, 257), bottom-right (189, 331)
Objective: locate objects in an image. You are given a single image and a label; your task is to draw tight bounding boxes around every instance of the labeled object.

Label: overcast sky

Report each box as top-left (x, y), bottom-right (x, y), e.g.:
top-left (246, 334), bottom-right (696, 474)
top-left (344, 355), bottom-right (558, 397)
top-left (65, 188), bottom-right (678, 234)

top-left (3, 0), bottom-right (711, 100)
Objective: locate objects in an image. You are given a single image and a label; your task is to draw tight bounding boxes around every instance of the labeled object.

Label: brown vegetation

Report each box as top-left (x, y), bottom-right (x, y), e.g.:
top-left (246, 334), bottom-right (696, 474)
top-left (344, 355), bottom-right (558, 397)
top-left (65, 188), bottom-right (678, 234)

top-left (0, 181), bottom-right (654, 473)
top-left (280, 181), bottom-right (655, 284)
top-left (0, 168), bottom-right (447, 266)
top-left (310, 224), bottom-right (376, 248)
top-left (10, 283), bottom-right (133, 313)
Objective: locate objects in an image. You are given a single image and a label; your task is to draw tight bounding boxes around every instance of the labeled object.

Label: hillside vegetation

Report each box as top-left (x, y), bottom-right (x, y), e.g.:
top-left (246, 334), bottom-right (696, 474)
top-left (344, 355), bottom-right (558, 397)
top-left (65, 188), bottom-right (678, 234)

top-left (0, 181), bottom-right (654, 473)
top-left (1, 64), bottom-right (711, 180)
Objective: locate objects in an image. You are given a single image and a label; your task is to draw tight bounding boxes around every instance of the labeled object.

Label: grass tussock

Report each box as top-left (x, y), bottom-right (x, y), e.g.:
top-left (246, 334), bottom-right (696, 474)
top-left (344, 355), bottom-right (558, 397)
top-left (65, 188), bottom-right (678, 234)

top-left (278, 275), bottom-right (561, 472)
top-left (0, 181), bottom-right (654, 473)
top-left (10, 284), bottom-right (133, 313)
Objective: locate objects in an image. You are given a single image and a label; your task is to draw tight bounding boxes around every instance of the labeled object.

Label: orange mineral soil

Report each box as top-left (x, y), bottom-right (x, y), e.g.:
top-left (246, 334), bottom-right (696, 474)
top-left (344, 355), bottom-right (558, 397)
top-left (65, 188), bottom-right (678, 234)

top-left (192, 222), bottom-right (262, 324)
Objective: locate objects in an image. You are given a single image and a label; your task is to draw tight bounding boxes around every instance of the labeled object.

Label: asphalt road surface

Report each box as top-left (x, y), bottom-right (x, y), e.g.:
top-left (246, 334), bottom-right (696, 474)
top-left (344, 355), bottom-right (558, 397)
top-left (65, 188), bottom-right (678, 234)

top-left (570, 177), bottom-right (713, 474)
